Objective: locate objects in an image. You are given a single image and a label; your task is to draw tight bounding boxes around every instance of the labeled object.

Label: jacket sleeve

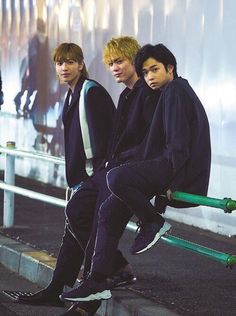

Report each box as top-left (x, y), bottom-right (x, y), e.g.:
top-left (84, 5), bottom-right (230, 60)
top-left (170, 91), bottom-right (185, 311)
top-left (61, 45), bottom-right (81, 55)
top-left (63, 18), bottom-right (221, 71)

top-left (162, 83), bottom-right (192, 191)
top-left (118, 93), bottom-right (159, 163)
top-left (85, 85), bottom-right (116, 162)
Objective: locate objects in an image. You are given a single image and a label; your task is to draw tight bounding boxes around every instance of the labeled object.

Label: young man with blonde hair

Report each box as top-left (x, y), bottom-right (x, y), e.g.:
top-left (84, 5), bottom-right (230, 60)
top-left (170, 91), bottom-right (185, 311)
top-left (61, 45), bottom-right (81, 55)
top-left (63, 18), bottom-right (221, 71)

top-left (81, 35), bottom-right (160, 277)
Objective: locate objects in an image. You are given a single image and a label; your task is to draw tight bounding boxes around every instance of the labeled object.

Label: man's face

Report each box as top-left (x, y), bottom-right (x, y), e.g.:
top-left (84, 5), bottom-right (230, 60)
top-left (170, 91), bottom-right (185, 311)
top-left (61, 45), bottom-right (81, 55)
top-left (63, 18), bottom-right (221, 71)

top-left (55, 58), bottom-right (83, 87)
top-left (142, 57), bottom-right (173, 90)
top-left (108, 56), bottom-right (136, 86)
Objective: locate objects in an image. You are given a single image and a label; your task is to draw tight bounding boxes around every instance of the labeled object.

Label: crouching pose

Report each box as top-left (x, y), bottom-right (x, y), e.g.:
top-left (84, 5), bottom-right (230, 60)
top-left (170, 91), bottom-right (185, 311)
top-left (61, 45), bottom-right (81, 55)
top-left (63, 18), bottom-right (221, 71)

top-left (59, 43), bottom-right (211, 304)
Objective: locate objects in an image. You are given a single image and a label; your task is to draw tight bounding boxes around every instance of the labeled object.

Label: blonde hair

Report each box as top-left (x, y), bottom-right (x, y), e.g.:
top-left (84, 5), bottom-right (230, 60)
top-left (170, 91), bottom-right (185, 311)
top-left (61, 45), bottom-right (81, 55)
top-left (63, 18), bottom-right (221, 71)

top-left (103, 36), bottom-right (141, 66)
top-left (53, 43), bottom-right (89, 78)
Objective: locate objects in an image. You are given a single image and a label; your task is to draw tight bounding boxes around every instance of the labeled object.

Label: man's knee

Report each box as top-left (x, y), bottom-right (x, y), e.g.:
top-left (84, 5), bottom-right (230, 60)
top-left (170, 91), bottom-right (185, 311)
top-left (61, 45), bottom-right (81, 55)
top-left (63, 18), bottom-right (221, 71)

top-left (65, 201), bottom-right (77, 223)
top-left (98, 195), bottom-right (122, 225)
top-left (107, 166), bottom-right (126, 195)
top-left (99, 198), bottom-right (113, 223)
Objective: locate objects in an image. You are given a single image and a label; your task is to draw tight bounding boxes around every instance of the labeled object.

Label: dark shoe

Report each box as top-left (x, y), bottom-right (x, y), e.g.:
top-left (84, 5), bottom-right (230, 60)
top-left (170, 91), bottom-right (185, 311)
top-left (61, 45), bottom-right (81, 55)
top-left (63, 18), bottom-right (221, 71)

top-left (110, 271), bottom-right (137, 288)
top-left (17, 288), bottom-right (64, 307)
top-left (60, 301), bottom-right (101, 316)
top-left (130, 221), bottom-right (171, 255)
top-left (60, 277), bottom-right (112, 302)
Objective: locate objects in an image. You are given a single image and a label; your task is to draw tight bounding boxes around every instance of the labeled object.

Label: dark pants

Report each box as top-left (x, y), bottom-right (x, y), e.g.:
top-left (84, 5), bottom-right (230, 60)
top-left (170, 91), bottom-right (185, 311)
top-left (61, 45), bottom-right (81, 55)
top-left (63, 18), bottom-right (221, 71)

top-left (91, 158), bottom-right (174, 275)
top-left (51, 169), bottom-right (128, 288)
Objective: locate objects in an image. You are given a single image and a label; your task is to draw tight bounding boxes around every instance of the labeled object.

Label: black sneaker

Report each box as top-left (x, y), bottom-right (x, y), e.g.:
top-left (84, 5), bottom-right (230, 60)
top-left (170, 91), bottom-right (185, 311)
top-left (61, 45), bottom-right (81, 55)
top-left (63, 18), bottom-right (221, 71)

top-left (110, 271), bottom-right (137, 288)
top-left (60, 300), bottom-right (101, 316)
top-left (17, 288), bottom-right (64, 307)
top-left (130, 221), bottom-right (171, 255)
top-left (60, 277), bottom-right (112, 302)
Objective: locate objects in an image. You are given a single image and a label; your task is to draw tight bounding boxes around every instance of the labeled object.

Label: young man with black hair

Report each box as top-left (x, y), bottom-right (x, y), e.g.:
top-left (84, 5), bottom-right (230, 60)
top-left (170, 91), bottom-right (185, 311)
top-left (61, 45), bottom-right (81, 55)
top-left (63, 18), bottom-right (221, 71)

top-left (60, 43), bottom-right (211, 304)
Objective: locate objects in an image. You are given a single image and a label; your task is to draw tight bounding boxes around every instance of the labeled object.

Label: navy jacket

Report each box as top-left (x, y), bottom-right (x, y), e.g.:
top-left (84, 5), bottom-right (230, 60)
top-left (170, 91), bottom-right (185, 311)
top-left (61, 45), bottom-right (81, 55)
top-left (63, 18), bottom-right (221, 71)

top-left (62, 76), bottom-right (115, 187)
top-left (143, 77), bottom-right (211, 208)
top-left (107, 79), bottom-right (160, 167)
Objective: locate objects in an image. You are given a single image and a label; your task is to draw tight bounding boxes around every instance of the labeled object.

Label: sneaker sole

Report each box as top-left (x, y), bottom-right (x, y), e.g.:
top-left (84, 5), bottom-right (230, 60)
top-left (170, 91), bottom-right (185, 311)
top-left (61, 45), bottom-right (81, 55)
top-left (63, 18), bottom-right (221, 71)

top-left (60, 290), bottom-right (111, 302)
top-left (135, 222), bottom-right (172, 254)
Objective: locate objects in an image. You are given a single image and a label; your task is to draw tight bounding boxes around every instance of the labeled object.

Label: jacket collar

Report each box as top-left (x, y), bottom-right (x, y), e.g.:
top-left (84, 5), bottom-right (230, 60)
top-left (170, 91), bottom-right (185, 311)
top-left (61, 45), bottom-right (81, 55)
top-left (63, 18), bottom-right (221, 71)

top-left (67, 75), bottom-right (87, 112)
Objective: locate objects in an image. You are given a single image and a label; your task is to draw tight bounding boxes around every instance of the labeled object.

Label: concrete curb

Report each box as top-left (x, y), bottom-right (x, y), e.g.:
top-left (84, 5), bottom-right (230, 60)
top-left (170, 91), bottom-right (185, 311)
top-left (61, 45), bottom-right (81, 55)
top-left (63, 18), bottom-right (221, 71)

top-left (0, 234), bottom-right (179, 316)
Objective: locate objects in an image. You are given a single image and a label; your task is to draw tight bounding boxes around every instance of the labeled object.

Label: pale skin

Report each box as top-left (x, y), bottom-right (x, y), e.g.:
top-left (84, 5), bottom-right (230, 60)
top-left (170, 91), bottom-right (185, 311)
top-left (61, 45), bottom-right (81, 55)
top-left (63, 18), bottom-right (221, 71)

top-left (142, 57), bottom-right (175, 200)
top-left (107, 56), bottom-right (138, 89)
top-left (55, 58), bottom-right (84, 92)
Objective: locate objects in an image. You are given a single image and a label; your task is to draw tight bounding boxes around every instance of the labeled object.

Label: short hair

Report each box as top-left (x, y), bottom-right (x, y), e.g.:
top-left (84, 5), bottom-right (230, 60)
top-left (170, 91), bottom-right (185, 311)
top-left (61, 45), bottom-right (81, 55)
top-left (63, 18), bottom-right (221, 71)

top-left (103, 36), bottom-right (141, 66)
top-left (135, 43), bottom-right (178, 78)
top-left (53, 43), bottom-right (89, 78)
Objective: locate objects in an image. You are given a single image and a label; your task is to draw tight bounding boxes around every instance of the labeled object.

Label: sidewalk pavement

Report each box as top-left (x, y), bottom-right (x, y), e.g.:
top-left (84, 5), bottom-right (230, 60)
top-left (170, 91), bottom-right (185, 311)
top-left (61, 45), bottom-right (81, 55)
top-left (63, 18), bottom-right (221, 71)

top-left (1, 174), bottom-right (236, 315)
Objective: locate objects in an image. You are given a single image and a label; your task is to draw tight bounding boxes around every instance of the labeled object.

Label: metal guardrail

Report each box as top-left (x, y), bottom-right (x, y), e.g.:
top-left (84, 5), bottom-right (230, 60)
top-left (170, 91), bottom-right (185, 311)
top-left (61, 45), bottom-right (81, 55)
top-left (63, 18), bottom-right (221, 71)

top-left (1, 142), bottom-right (236, 268)
top-left (0, 142), bottom-right (65, 227)
top-left (172, 191), bottom-right (236, 213)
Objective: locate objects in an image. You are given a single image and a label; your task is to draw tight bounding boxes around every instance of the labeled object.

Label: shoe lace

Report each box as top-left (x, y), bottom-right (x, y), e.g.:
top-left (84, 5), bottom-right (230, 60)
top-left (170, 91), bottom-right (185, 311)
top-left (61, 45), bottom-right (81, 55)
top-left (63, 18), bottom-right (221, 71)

top-left (135, 220), bottom-right (142, 234)
top-left (78, 271), bottom-right (90, 285)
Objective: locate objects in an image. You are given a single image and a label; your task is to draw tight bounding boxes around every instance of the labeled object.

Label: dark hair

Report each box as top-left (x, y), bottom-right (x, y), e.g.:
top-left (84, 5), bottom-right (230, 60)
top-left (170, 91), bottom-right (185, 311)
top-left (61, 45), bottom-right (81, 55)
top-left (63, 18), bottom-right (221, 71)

top-left (135, 43), bottom-right (178, 78)
top-left (53, 43), bottom-right (89, 78)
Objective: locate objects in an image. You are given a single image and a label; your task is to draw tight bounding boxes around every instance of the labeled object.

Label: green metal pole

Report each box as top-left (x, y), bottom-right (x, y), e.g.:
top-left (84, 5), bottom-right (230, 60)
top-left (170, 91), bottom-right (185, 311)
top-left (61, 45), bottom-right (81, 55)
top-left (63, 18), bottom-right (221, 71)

top-left (127, 221), bottom-right (236, 268)
top-left (161, 234), bottom-right (236, 268)
top-left (172, 191), bottom-right (236, 213)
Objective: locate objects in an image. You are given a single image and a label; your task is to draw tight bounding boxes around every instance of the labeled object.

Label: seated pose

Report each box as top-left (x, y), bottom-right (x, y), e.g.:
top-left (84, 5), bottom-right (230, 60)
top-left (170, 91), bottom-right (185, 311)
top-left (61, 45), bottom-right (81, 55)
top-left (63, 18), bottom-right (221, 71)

top-left (18, 37), bottom-right (160, 316)
top-left (59, 43), bottom-right (211, 303)
top-left (59, 36), bottom-right (160, 315)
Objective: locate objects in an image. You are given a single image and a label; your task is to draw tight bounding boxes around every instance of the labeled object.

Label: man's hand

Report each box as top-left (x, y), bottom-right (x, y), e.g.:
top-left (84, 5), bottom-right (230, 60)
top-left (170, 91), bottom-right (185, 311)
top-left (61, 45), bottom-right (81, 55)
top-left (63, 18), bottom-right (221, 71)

top-left (166, 189), bottom-right (172, 201)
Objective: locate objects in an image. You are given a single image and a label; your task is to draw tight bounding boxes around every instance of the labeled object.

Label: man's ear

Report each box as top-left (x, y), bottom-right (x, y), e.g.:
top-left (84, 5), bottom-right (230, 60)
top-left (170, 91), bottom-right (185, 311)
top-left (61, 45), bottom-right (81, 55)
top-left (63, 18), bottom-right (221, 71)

top-left (78, 62), bottom-right (84, 71)
top-left (167, 64), bottom-right (174, 74)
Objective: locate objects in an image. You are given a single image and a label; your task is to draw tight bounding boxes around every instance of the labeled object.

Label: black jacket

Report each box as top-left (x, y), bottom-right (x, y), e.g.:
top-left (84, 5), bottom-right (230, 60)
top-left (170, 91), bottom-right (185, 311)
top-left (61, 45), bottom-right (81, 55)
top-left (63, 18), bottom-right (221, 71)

top-left (62, 76), bottom-right (115, 187)
top-left (107, 79), bottom-right (160, 167)
top-left (144, 77), bottom-right (211, 208)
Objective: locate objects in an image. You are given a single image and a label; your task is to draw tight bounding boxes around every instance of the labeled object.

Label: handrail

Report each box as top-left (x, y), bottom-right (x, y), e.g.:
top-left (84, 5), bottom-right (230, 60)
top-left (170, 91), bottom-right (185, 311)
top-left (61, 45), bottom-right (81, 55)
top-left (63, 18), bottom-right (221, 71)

top-left (0, 181), bottom-right (66, 208)
top-left (171, 191), bottom-right (236, 213)
top-left (0, 143), bottom-right (65, 227)
top-left (1, 143), bottom-right (236, 268)
top-left (126, 222), bottom-right (236, 268)
top-left (0, 145), bottom-right (65, 165)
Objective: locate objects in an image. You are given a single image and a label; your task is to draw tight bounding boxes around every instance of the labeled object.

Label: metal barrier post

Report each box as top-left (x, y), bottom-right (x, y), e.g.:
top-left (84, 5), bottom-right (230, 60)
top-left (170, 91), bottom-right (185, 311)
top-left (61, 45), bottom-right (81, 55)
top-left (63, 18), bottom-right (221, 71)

top-left (3, 141), bottom-right (16, 227)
